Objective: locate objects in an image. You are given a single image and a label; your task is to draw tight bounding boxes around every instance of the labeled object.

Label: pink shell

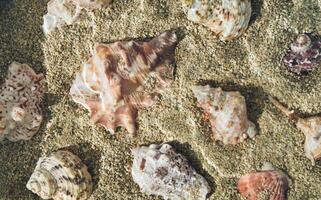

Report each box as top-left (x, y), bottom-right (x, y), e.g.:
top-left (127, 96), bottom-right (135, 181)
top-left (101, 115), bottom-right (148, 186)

top-left (70, 31), bottom-right (177, 134)
top-left (237, 163), bottom-right (290, 200)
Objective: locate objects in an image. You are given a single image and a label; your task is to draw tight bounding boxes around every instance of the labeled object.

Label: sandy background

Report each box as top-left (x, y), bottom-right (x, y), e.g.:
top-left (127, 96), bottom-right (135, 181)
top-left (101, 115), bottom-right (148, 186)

top-left (1, 0), bottom-right (321, 199)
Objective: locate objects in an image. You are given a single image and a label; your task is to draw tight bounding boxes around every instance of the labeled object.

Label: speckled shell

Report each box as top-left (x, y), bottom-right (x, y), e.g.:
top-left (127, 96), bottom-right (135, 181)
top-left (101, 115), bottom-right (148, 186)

top-left (270, 97), bottom-right (321, 165)
top-left (0, 62), bottom-right (44, 142)
top-left (185, 0), bottom-right (252, 41)
top-left (131, 143), bottom-right (210, 200)
top-left (283, 34), bottom-right (321, 74)
top-left (193, 85), bottom-right (256, 144)
top-left (237, 162), bottom-right (290, 200)
top-left (42, 0), bottom-right (111, 35)
top-left (70, 31), bottom-right (177, 135)
top-left (26, 150), bottom-right (93, 200)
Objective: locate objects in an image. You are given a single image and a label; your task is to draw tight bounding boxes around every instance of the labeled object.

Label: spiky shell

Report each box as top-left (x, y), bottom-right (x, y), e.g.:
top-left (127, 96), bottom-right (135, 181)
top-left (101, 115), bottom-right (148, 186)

top-left (131, 143), bottom-right (210, 200)
top-left (237, 163), bottom-right (290, 200)
top-left (193, 85), bottom-right (256, 144)
top-left (0, 62), bottom-right (44, 142)
top-left (70, 31), bottom-right (177, 135)
top-left (42, 0), bottom-right (111, 35)
top-left (185, 0), bottom-right (252, 41)
top-left (26, 150), bottom-right (93, 200)
top-left (283, 34), bottom-right (321, 74)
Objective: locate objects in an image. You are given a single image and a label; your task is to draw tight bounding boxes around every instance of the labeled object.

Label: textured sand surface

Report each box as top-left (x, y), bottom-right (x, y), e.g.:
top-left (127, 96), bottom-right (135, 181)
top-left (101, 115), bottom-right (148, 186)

top-left (1, 0), bottom-right (321, 199)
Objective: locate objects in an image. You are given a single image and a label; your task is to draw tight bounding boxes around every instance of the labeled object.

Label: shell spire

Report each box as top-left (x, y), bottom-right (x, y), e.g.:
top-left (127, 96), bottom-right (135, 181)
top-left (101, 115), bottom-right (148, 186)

top-left (237, 162), bottom-right (290, 200)
top-left (0, 62), bottom-right (44, 141)
top-left (26, 150), bottom-right (93, 200)
top-left (70, 31), bottom-right (178, 135)
top-left (270, 96), bottom-right (321, 165)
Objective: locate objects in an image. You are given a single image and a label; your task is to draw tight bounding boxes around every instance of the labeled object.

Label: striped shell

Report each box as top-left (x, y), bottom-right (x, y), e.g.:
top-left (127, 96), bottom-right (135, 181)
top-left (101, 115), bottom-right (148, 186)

top-left (193, 85), bottom-right (256, 144)
top-left (70, 31), bottom-right (177, 135)
top-left (26, 150), bottom-right (93, 200)
top-left (185, 0), bottom-right (252, 41)
top-left (0, 62), bottom-right (44, 142)
top-left (270, 97), bottom-right (321, 165)
top-left (131, 143), bottom-right (210, 200)
top-left (237, 162), bottom-right (290, 200)
top-left (42, 0), bottom-right (111, 35)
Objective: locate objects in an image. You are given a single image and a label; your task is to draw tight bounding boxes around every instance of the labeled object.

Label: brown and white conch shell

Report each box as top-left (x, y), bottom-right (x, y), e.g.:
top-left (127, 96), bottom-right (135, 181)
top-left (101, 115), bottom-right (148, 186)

top-left (183, 0), bottom-right (252, 41)
top-left (0, 62), bottom-right (44, 142)
top-left (131, 143), bottom-right (210, 200)
top-left (27, 150), bottom-right (93, 200)
top-left (193, 85), bottom-right (256, 144)
top-left (237, 162), bottom-right (290, 200)
top-left (42, 0), bottom-right (111, 35)
top-left (270, 97), bottom-right (321, 165)
top-left (70, 31), bottom-right (177, 135)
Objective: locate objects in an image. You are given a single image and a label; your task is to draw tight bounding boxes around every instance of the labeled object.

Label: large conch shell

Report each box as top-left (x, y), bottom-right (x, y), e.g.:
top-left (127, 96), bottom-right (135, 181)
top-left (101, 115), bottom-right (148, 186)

top-left (270, 97), bottom-right (321, 165)
top-left (131, 143), bottom-right (210, 200)
top-left (70, 31), bottom-right (178, 135)
top-left (27, 150), bottom-right (93, 200)
top-left (183, 0), bottom-right (252, 41)
top-left (0, 62), bottom-right (44, 142)
top-left (42, 0), bottom-right (111, 35)
top-left (237, 162), bottom-right (290, 200)
top-left (193, 85), bottom-right (256, 144)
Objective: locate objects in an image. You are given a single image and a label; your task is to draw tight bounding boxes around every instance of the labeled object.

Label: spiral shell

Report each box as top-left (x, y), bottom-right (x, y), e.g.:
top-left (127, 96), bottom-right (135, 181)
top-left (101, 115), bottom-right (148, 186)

top-left (193, 85), bottom-right (256, 144)
top-left (42, 0), bottom-right (111, 35)
top-left (131, 143), bottom-right (210, 200)
top-left (237, 162), bottom-right (290, 200)
top-left (26, 150), bottom-right (93, 200)
top-left (0, 62), bottom-right (44, 142)
top-left (70, 31), bottom-right (177, 135)
top-left (184, 0), bottom-right (252, 41)
top-left (283, 34), bottom-right (321, 74)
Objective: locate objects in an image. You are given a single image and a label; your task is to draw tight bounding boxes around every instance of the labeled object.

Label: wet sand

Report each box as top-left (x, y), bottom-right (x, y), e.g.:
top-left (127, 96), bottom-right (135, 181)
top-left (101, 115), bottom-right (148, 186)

top-left (1, 0), bottom-right (321, 199)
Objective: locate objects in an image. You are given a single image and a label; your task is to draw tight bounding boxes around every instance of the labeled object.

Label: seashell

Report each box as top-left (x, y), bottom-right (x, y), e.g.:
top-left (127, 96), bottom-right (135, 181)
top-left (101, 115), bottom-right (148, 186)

top-left (27, 150), bottom-right (93, 200)
top-left (70, 31), bottom-right (177, 135)
top-left (270, 97), bottom-right (321, 165)
top-left (237, 162), bottom-right (290, 200)
top-left (0, 62), bottom-right (44, 142)
top-left (192, 85), bottom-right (256, 144)
top-left (183, 0), bottom-right (252, 41)
top-left (131, 143), bottom-right (210, 200)
top-left (42, 0), bottom-right (111, 35)
top-left (283, 34), bottom-right (321, 74)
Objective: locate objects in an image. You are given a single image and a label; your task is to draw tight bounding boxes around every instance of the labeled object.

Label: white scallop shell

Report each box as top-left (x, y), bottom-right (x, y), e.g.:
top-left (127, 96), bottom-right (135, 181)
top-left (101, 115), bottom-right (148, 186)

top-left (131, 143), bottom-right (210, 200)
top-left (26, 150), bottom-right (93, 200)
top-left (185, 0), bottom-right (252, 41)
top-left (0, 62), bottom-right (44, 141)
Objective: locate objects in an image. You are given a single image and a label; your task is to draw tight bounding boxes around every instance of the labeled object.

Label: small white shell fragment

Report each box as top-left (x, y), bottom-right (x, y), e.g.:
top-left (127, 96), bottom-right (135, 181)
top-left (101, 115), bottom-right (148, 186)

top-left (185, 0), bottom-right (252, 41)
top-left (26, 150), bottom-right (93, 200)
top-left (131, 143), bottom-right (210, 200)
top-left (193, 85), bottom-right (257, 144)
top-left (0, 62), bottom-right (44, 141)
top-left (42, 0), bottom-right (111, 35)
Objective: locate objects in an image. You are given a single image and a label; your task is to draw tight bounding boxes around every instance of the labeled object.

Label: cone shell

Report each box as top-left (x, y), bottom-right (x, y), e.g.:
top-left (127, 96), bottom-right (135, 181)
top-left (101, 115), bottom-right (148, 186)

top-left (70, 31), bottom-right (177, 135)
top-left (283, 34), bottom-right (321, 74)
top-left (0, 62), bottom-right (44, 142)
top-left (185, 0), bottom-right (252, 41)
top-left (237, 163), bottom-right (290, 200)
top-left (42, 0), bottom-right (111, 35)
top-left (131, 143), bottom-right (210, 200)
top-left (26, 150), bottom-right (93, 200)
top-left (193, 85), bottom-right (256, 144)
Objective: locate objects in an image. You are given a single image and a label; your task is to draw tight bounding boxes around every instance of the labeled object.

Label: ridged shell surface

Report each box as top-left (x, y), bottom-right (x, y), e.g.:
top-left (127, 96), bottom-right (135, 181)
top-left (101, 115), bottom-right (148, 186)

top-left (26, 150), bottom-right (93, 200)
top-left (193, 85), bottom-right (256, 144)
top-left (185, 0), bottom-right (252, 41)
top-left (70, 31), bottom-right (177, 135)
top-left (131, 143), bottom-right (210, 200)
top-left (0, 62), bottom-right (44, 141)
